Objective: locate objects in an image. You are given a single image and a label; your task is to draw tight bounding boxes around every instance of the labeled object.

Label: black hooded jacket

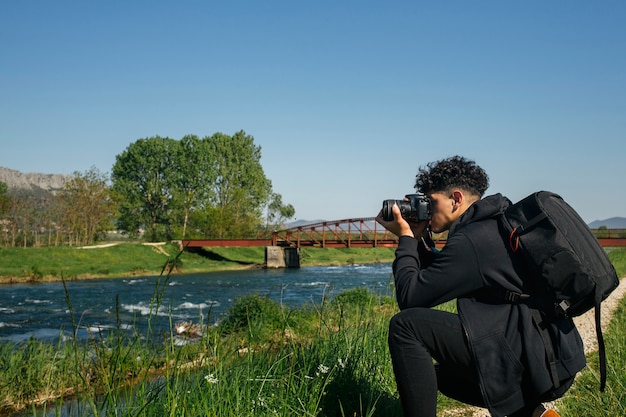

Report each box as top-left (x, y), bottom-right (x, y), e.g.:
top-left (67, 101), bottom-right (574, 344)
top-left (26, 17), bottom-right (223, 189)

top-left (392, 193), bottom-right (586, 417)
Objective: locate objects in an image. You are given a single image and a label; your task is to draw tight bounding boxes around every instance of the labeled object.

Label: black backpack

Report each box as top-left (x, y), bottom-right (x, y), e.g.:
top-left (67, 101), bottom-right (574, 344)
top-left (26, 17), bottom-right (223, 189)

top-left (498, 191), bottom-right (620, 391)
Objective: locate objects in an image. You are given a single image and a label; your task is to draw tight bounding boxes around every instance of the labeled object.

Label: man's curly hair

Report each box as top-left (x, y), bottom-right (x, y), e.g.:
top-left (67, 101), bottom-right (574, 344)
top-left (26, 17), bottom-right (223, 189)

top-left (414, 155), bottom-right (489, 197)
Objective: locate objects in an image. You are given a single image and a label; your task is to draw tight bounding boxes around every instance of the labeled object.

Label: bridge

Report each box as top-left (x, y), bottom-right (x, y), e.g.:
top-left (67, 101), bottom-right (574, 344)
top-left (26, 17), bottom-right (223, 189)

top-left (182, 218), bottom-right (626, 249)
top-left (182, 217), bottom-right (412, 249)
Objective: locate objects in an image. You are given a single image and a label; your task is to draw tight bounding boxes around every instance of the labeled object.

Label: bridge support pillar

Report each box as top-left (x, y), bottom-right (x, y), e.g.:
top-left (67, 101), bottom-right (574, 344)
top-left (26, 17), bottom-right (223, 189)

top-left (265, 246), bottom-right (300, 268)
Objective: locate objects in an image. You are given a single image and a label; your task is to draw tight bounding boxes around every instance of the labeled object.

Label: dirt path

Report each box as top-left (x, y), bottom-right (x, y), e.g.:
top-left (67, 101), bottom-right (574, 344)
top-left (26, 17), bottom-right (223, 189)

top-left (443, 277), bottom-right (626, 417)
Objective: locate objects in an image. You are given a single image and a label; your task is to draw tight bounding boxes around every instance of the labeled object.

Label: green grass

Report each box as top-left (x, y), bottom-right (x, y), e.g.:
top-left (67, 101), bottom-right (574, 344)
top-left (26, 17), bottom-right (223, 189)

top-left (299, 247), bottom-right (397, 266)
top-left (607, 246), bottom-right (626, 276)
top-left (556, 293), bottom-right (626, 415)
top-left (204, 246), bottom-right (397, 267)
top-left (0, 243), bottom-right (183, 282)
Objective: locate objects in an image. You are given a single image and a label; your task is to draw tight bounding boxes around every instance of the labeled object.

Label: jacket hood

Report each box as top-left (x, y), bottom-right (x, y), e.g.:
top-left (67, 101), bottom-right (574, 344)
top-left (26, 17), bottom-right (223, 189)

top-left (450, 193), bottom-right (511, 235)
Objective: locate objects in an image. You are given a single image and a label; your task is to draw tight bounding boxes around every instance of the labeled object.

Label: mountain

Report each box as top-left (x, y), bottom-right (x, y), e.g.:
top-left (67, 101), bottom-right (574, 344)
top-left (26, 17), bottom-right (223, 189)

top-left (285, 219), bottom-right (326, 228)
top-left (0, 167), bottom-right (70, 194)
top-left (588, 217), bottom-right (626, 229)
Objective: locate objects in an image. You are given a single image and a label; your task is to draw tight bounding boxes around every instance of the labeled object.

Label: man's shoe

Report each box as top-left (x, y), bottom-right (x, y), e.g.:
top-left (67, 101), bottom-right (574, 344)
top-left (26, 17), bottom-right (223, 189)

top-left (532, 405), bottom-right (560, 417)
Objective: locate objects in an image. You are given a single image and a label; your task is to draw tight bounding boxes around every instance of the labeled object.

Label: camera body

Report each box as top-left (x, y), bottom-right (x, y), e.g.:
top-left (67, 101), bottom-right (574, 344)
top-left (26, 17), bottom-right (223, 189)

top-left (382, 193), bottom-right (432, 222)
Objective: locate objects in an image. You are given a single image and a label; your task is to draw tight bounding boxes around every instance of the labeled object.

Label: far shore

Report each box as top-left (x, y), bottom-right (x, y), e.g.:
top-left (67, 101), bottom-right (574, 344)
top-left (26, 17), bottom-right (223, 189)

top-left (0, 263), bottom-right (261, 285)
top-left (0, 243), bottom-right (396, 285)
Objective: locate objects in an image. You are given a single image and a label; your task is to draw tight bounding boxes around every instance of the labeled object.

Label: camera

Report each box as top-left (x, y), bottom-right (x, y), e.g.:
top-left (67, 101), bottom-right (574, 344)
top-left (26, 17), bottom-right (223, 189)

top-left (381, 193), bottom-right (432, 222)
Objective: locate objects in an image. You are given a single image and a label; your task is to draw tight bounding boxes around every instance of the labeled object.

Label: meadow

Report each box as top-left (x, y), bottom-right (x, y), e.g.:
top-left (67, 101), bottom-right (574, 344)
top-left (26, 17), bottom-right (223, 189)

top-left (0, 246), bottom-right (624, 416)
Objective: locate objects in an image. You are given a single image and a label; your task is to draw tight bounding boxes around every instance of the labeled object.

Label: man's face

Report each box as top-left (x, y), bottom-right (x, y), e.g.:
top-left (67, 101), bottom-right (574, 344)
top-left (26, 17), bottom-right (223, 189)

top-left (427, 191), bottom-right (456, 233)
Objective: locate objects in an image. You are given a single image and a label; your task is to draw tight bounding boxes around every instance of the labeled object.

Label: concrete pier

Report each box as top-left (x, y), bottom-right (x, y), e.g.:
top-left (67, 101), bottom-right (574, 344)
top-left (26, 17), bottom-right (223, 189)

top-left (265, 246), bottom-right (300, 268)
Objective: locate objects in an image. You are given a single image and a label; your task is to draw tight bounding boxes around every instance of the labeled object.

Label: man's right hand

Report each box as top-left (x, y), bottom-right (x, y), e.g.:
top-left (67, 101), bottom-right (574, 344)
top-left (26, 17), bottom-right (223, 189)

top-left (375, 204), bottom-right (428, 238)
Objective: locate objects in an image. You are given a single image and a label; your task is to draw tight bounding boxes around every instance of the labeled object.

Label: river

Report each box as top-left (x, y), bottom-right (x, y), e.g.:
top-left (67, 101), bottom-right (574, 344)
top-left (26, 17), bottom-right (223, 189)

top-left (0, 263), bottom-right (394, 343)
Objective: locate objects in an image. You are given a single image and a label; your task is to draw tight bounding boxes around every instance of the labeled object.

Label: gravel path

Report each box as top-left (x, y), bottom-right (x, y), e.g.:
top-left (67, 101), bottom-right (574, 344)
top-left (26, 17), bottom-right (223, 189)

top-left (442, 277), bottom-right (626, 417)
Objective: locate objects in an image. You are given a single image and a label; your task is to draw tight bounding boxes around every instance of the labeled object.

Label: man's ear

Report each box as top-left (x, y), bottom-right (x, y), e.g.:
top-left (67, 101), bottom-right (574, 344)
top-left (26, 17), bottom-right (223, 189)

top-left (452, 190), bottom-right (463, 209)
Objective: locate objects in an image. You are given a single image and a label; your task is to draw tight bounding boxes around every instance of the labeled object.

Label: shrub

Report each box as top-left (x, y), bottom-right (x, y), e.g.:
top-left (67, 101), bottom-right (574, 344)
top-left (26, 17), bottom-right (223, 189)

top-left (218, 293), bottom-right (285, 335)
top-left (331, 287), bottom-right (377, 309)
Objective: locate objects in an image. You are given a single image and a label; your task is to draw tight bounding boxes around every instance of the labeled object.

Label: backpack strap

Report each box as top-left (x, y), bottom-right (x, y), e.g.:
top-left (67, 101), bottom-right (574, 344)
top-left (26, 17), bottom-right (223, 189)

top-left (519, 299), bottom-right (608, 392)
top-left (507, 211), bottom-right (548, 252)
top-left (531, 308), bottom-right (561, 389)
top-left (595, 303), bottom-right (608, 392)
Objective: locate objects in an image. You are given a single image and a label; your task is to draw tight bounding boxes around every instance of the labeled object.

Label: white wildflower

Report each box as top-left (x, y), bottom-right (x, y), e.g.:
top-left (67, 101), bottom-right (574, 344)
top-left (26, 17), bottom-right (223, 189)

top-left (204, 374), bottom-right (218, 384)
top-left (252, 397), bottom-right (266, 407)
top-left (317, 363), bottom-right (330, 374)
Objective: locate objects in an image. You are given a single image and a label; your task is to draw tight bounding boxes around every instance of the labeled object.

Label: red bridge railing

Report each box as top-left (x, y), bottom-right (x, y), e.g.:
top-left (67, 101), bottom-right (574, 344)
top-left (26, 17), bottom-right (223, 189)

top-left (268, 218), bottom-right (447, 248)
top-left (181, 221), bottom-right (625, 249)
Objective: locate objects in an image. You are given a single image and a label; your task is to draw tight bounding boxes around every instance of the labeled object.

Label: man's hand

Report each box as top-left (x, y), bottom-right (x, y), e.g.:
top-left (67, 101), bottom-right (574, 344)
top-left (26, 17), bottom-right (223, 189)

top-left (375, 204), bottom-right (428, 238)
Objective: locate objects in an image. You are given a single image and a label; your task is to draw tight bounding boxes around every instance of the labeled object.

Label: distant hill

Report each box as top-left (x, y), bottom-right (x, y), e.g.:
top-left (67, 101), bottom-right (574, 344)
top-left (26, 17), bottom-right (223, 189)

top-left (283, 218), bottom-right (380, 230)
top-left (588, 217), bottom-right (626, 229)
top-left (0, 167), bottom-right (69, 194)
top-left (285, 219), bottom-right (326, 228)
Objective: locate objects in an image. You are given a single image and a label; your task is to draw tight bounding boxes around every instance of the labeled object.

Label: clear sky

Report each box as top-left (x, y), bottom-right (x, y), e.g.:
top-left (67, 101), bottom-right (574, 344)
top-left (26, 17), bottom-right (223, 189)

top-left (2, 1), bottom-right (624, 224)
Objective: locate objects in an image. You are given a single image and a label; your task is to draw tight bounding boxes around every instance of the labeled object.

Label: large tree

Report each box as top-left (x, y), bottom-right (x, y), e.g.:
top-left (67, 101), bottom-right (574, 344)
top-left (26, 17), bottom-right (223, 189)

top-left (200, 130), bottom-right (273, 238)
top-left (112, 136), bottom-right (179, 241)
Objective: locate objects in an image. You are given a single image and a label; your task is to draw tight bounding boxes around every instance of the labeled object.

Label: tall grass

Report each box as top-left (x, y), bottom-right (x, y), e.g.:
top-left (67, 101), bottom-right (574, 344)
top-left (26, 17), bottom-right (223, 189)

top-left (1, 282), bottom-right (405, 416)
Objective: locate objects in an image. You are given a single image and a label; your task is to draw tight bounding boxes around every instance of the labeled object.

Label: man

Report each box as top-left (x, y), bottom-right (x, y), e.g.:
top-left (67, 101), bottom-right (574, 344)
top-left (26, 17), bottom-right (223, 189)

top-left (376, 156), bottom-right (585, 417)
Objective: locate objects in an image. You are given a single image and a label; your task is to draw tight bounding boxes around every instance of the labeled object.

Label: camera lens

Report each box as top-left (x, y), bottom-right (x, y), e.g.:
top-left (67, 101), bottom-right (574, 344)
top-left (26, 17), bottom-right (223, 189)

top-left (382, 200), bottom-right (396, 221)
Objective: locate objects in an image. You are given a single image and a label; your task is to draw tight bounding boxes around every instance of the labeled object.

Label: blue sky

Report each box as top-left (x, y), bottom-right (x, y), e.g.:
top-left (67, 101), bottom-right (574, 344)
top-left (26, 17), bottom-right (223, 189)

top-left (2, 1), bottom-right (625, 223)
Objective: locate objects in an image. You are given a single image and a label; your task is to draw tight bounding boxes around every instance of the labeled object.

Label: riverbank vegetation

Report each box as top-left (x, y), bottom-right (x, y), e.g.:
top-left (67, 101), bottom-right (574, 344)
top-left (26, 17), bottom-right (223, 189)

top-left (0, 248), bottom-right (624, 416)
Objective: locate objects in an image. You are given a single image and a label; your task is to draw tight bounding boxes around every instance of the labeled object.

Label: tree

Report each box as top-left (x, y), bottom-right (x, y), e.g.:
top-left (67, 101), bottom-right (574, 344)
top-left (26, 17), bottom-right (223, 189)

top-left (0, 182), bottom-right (8, 246)
top-left (57, 167), bottom-right (115, 246)
top-left (0, 181), bottom-right (8, 222)
top-left (171, 134), bottom-right (216, 239)
top-left (200, 131), bottom-right (273, 238)
top-left (265, 192), bottom-right (296, 232)
top-left (111, 136), bottom-right (179, 241)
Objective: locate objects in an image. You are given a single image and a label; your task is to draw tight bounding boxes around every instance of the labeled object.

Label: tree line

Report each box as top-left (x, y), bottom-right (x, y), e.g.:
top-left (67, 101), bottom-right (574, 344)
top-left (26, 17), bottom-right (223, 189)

top-left (0, 131), bottom-right (295, 247)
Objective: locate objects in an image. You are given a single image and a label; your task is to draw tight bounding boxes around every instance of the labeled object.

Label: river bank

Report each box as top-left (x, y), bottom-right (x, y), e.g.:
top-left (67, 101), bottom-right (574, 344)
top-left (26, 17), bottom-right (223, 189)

top-left (0, 243), bottom-right (397, 285)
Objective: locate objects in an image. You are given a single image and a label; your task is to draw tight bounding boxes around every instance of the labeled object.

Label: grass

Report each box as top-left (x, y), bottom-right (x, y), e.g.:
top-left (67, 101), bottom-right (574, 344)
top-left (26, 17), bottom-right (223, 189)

top-left (201, 246), bottom-right (397, 267)
top-left (556, 299), bottom-right (626, 416)
top-left (0, 243), bottom-right (185, 282)
top-left (0, 246), bottom-right (624, 416)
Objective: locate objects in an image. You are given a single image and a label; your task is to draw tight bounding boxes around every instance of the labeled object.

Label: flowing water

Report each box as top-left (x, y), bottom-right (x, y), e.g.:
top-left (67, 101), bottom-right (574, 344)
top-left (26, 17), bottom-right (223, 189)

top-left (0, 263), bottom-right (394, 343)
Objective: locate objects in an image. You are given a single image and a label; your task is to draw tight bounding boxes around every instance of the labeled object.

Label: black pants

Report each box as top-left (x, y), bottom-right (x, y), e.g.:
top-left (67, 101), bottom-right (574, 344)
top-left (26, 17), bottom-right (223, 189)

top-left (387, 307), bottom-right (539, 417)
